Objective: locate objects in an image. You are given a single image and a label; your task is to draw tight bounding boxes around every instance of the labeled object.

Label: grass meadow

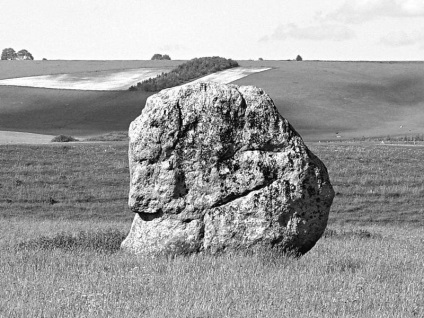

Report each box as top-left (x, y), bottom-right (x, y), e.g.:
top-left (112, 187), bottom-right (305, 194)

top-left (0, 60), bottom-right (182, 81)
top-left (0, 141), bottom-right (423, 317)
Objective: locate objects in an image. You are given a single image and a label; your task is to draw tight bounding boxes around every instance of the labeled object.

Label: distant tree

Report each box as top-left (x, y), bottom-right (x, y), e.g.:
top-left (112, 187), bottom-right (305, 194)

top-left (296, 55), bottom-right (303, 61)
top-left (151, 53), bottom-right (163, 60)
top-left (258, 57), bottom-right (264, 61)
top-left (42, 58), bottom-right (48, 61)
top-left (1, 48), bottom-right (17, 60)
top-left (17, 49), bottom-right (34, 60)
top-left (151, 53), bottom-right (171, 60)
top-left (51, 135), bottom-right (78, 142)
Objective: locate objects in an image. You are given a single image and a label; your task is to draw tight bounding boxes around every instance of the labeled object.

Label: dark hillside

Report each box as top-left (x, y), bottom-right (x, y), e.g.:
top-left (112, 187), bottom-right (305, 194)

top-left (0, 86), bottom-right (151, 136)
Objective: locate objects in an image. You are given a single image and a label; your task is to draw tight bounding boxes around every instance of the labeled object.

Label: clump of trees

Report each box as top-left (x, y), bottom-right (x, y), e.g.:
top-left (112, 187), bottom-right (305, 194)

top-left (1, 48), bottom-right (34, 60)
top-left (151, 54), bottom-right (171, 60)
top-left (130, 56), bottom-right (239, 92)
top-left (51, 135), bottom-right (78, 142)
top-left (296, 55), bottom-right (303, 61)
top-left (1, 48), bottom-right (16, 60)
top-left (17, 49), bottom-right (34, 60)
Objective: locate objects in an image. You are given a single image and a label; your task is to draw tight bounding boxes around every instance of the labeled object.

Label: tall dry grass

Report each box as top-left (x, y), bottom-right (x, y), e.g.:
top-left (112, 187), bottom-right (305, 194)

top-left (1, 220), bottom-right (422, 317)
top-left (0, 142), bottom-right (423, 317)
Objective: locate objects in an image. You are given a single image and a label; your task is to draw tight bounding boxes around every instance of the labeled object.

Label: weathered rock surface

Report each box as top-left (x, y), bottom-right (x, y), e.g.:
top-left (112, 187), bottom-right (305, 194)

top-left (121, 82), bottom-right (334, 255)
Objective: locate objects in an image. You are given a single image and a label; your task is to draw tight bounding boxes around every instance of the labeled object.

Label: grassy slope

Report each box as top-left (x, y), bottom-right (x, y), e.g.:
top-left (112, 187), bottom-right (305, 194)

top-left (0, 60), bottom-right (182, 80)
top-left (236, 61), bottom-right (424, 140)
top-left (1, 60), bottom-right (424, 140)
top-left (0, 86), bottom-right (151, 136)
top-left (0, 142), bottom-right (423, 317)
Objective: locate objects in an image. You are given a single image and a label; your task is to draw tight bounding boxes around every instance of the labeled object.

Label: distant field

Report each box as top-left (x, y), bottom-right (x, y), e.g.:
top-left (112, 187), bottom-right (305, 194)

top-left (0, 66), bottom-right (270, 91)
top-left (0, 60), bottom-right (182, 80)
top-left (0, 130), bottom-right (54, 144)
top-left (0, 86), bottom-right (151, 136)
top-left (0, 68), bottom-right (170, 91)
top-left (235, 61), bottom-right (424, 140)
top-left (1, 60), bottom-right (424, 140)
top-left (185, 67), bottom-right (271, 86)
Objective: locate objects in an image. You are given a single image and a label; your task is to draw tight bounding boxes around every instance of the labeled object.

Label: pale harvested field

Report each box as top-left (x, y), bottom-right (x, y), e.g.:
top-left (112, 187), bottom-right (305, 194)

top-left (0, 131), bottom-right (54, 145)
top-left (186, 67), bottom-right (271, 85)
top-left (0, 68), bottom-right (169, 91)
top-left (0, 67), bottom-right (271, 91)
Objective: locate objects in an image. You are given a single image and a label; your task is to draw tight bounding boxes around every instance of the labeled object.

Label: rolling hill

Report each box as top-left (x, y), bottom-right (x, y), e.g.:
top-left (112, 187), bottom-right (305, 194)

top-left (1, 60), bottom-right (423, 141)
top-left (235, 60), bottom-right (424, 140)
top-left (0, 60), bottom-right (182, 80)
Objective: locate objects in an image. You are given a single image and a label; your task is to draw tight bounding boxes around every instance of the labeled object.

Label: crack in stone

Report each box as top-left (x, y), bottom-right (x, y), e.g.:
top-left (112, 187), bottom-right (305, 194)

top-left (163, 101), bottom-right (182, 160)
top-left (210, 179), bottom-right (276, 209)
top-left (242, 143), bottom-right (287, 152)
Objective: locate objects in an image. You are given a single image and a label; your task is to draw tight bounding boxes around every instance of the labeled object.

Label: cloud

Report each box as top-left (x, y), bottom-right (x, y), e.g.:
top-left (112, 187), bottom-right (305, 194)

top-left (328, 0), bottom-right (424, 23)
top-left (158, 44), bottom-right (187, 52)
top-left (266, 23), bottom-right (356, 42)
top-left (380, 30), bottom-right (424, 47)
top-left (258, 35), bottom-right (270, 43)
top-left (380, 31), bottom-right (415, 46)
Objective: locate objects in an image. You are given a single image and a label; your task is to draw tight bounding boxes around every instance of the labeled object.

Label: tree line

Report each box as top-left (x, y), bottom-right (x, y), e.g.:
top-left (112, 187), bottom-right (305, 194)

top-left (130, 56), bottom-right (238, 92)
top-left (1, 48), bottom-right (34, 60)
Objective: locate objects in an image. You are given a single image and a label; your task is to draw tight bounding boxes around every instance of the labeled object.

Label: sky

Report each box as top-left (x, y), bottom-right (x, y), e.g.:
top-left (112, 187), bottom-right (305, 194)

top-left (1, 0), bottom-right (423, 61)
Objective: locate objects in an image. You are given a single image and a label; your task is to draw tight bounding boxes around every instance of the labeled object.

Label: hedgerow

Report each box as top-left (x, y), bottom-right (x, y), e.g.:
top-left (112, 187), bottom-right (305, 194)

top-left (129, 56), bottom-right (238, 92)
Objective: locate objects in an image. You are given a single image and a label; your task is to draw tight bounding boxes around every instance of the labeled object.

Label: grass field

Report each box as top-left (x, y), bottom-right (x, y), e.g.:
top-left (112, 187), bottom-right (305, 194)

top-left (235, 61), bottom-right (424, 141)
top-left (1, 60), bottom-right (424, 141)
top-left (0, 60), bottom-right (182, 80)
top-left (1, 142), bottom-right (423, 317)
top-left (0, 86), bottom-right (151, 136)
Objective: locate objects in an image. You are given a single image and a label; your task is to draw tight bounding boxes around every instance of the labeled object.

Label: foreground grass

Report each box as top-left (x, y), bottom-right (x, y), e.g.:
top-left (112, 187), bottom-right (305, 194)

top-left (1, 220), bottom-right (422, 317)
top-left (1, 142), bottom-right (423, 317)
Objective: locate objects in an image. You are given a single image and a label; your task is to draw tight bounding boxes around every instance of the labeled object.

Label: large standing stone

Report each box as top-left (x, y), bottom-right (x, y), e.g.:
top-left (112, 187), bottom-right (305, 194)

top-left (121, 82), bottom-right (334, 255)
